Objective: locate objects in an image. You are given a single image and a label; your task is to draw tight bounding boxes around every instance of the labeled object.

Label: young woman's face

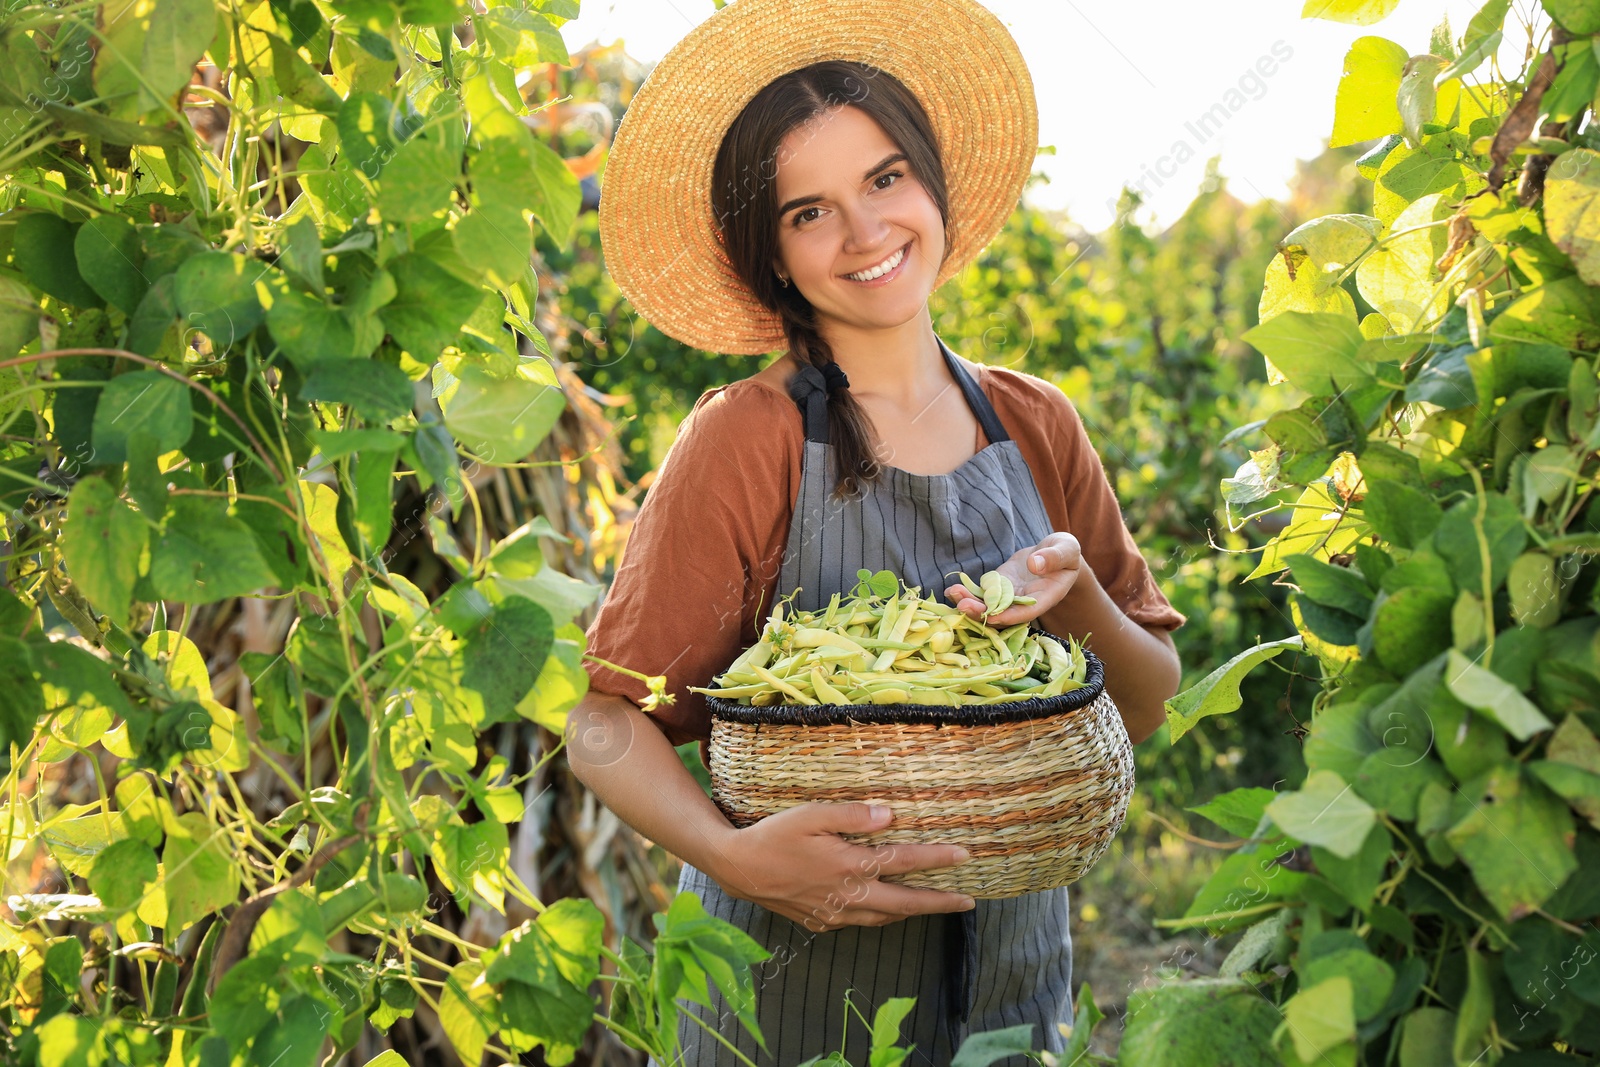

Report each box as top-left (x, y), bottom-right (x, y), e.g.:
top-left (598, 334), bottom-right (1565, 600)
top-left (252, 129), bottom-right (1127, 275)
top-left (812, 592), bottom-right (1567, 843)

top-left (770, 105), bottom-right (946, 330)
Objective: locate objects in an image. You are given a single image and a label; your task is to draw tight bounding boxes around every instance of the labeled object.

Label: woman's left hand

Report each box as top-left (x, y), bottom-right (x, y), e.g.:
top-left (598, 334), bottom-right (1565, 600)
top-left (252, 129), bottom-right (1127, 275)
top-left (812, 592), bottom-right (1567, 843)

top-left (943, 533), bottom-right (1084, 628)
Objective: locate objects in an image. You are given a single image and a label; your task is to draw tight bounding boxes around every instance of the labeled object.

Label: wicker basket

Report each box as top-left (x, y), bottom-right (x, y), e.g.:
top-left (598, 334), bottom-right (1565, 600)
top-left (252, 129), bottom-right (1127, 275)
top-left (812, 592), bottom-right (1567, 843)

top-left (705, 637), bottom-right (1134, 899)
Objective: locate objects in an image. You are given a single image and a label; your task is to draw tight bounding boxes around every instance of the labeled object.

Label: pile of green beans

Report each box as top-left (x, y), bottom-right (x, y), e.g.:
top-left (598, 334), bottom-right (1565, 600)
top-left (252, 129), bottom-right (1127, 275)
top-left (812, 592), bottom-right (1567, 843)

top-left (692, 577), bottom-right (1089, 707)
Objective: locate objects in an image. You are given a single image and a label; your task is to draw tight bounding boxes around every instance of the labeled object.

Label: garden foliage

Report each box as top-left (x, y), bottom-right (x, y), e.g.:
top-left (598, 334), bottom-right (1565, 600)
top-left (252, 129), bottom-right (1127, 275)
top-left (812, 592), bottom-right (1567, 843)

top-left (1151, 1), bottom-right (1600, 1063)
top-left (0, 0), bottom-right (781, 1062)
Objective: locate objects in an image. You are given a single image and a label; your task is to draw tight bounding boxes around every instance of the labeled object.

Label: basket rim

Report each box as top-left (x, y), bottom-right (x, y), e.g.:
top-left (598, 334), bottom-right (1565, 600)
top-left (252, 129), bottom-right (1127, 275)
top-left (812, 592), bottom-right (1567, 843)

top-left (705, 629), bottom-right (1108, 727)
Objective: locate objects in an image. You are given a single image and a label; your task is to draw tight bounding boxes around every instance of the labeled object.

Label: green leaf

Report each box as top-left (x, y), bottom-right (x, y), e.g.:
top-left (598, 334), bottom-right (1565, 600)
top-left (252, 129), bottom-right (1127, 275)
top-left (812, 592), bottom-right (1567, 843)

top-left (0, 637), bottom-right (44, 767)
top-left (1544, 147), bottom-right (1600, 286)
top-left (1330, 36), bottom-right (1410, 147)
top-left (1356, 194), bottom-right (1454, 333)
top-left (1118, 978), bottom-right (1282, 1066)
top-left (484, 897), bottom-right (603, 1054)
top-left (1438, 0), bottom-right (1509, 81)
top-left (162, 811), bottom-right (241, 934)
top-left (462, 596), bottom-right (553, 724)
top-left (865, 996), bottom-right (917, 1067)
top-left (1489, 276), bottom-right (1600, 351)
top-left (515, 626), bottom-right (588, 734)
top-left (1443, 649), bottom-right (1552, 740)
top-left (431, 820), bottom-right (509, 910)
top-left (947, 1023), bottom-right (1036, 1067)
top-left (652, 891), bottom-right (771, 1056)
top-left (1259, 252), bottom-right (1358, 332)
top-left (1544, 713), bottom-right (1600, 827)
top-left (1165, 636), bottom-right (1303, 743)
top-left (300, 359), bottom-right (414, 422)
top-left (1273, 214), bottom-right (1381, 298)
top-left (1397, 1007), bottom-right (1456, 1067)
top-left (1187, 787), bottom-right (1277, 838)
top-left (74, 215), bottom-right (148, 314)
top-left (1266, 770), bottom-right (1377, 858)
top-left (1446, 765), bottom-right (1578, 919)
top-left (378, 132), bottom-right (458, 223)
top-left (1305, 701), bottom-right (1381, 783)
top-left (1432, 493), bottom-right (1527, 596)
top-left (251, 888), bottom-right (325, 966)
top-left (337, 93), bottom-right (397, 177)
top-left (147, 496), bottom-right (278, 603)
top-left (1246, 481), bottom-right (1363, 581)
top-left (1240, 311), bottom-right (1371, 393)
top-left (439, 960), bottom-right (496, 1067)
top-left (33, 1014), bottom-right (102, 1067)
top-left (140, 0), bottom-right (215, 112)
top-left (15, 214), bottom-right (103, 308)
top-left (1300, 943), bottom-right (1394, 1021)
top-left (1362, 481), bottom-right (1442, 548)
top-left (1059, 982), bottom-right (1107, 1064)
top-left (1183, 840), bottom-right (1305, 931)
top-left (88, 837), bottom-right (158, 911)
top-left (175, 252), bottom-right (267, 347)
top-left (1405, 343), bottom-right (1477, 410)
top-left (1371, 587), bottom-right (1454, 677)
top-left (1303, 0), bottom-right (1400, 23)
top-left (266, 288), bottom-right (365, 369)
top-left (382, 252), bottom-right (483, 357)
top-left (59, 476), bottom-right (145, 626)
top-left (267, 36), bottom-right (341, 115)
top-left (249, 995), bottom-right (329, 1067)
top-left (90, 369), bottom-right (193, 466)
top-left (1311, 823), bottom-right (1393, 911)
top-left (1281, 976), bottom-right (1356, 1062)
top-left (442, 363), bottom-right (564, 464)
top-left (0, 275), bottom-right (38, 357)
top-left (128, 275), bottom-right (178, 356)
top-left (1285, 553), bottom-right (1373, 617)
top-left (1397, 54), bottom-right (1448, 145)
top-left (1545, 0), bottom-right (1600, 33)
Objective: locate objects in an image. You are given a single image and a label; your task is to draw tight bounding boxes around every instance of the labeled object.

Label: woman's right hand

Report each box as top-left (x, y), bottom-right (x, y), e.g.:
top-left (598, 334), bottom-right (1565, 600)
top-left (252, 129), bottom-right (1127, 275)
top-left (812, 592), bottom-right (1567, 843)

top-left (709, 802), bottom-right (977, 932)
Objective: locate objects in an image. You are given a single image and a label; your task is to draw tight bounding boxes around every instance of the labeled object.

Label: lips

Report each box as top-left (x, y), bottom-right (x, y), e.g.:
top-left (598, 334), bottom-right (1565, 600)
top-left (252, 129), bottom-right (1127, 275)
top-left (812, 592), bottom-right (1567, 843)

top-left (843, 241), bottom-right (911, 283)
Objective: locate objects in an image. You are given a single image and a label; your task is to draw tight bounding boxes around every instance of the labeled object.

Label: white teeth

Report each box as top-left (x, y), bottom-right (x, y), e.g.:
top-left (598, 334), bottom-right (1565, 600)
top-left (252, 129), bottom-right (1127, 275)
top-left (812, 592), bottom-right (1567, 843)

top-left (846, 245), bottom-right (905, 281)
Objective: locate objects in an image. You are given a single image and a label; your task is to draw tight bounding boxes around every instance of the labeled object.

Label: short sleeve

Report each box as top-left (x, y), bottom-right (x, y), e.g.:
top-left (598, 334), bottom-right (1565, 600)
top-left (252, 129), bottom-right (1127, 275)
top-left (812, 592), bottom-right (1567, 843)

top-left (1051, 390), bottom-right (1187, 632)
top-left (581, 382), bottom-right (795, 745)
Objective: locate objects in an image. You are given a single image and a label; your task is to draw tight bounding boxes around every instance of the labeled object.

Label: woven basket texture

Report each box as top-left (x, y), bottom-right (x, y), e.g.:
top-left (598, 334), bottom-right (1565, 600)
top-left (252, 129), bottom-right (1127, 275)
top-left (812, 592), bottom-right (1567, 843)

top-left (706, 653), bottom-right (1134, 899)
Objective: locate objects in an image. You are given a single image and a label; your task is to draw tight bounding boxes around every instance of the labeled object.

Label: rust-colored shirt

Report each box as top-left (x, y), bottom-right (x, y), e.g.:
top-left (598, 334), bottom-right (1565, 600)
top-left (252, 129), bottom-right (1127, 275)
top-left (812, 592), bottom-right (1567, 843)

top-left (582, 360), bottom-right (1187, 748)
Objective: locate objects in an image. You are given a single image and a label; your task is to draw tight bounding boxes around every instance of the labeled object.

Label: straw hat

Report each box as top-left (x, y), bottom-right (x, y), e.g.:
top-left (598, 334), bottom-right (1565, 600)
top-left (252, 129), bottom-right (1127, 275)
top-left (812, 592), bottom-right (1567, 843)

top-left (596, 0), bottom-right (1040, 356)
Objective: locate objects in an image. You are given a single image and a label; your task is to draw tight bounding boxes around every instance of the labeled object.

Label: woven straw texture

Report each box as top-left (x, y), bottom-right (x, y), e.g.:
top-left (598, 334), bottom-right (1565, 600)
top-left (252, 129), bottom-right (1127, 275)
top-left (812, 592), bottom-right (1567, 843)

top-left (707, 680), bottom-right (1134, 900)
top-left (596, 0), bottom-right (1039, 355)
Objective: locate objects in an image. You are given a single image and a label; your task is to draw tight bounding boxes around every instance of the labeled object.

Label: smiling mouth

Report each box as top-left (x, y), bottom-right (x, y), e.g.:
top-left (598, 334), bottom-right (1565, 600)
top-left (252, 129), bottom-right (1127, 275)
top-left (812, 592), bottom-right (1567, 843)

top-left (842, 241), bottom-right (911, 282)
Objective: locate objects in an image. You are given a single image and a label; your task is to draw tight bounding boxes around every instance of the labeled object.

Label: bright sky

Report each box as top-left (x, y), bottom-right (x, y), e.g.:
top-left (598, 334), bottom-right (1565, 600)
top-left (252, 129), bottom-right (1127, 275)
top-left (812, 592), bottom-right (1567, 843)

top-left (559, 0), bottom-right (1545, 232)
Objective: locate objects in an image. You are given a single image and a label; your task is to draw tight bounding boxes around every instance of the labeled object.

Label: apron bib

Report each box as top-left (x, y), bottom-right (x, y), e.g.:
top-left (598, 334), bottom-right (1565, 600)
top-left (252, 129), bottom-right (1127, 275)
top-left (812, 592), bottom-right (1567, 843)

top-left (656, 337), bottom-right (1074, 1067)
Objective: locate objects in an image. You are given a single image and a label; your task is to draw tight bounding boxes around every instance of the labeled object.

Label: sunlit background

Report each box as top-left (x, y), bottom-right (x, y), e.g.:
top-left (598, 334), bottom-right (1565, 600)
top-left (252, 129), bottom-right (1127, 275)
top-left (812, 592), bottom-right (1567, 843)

top-left (560, 0), bottom-right (1545, 231)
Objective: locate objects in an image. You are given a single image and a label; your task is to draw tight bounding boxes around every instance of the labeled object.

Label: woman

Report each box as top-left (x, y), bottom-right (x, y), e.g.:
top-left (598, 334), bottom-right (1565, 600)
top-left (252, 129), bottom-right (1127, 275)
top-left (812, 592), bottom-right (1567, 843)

top-left (567, 1), bottom-right (1187, 1064)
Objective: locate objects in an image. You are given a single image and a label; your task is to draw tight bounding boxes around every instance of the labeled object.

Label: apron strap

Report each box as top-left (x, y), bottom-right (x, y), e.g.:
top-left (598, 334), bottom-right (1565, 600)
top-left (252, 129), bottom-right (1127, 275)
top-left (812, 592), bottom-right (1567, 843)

top-left (788, 336), bottom-right (1013, 446)
top-left (936, 334), bottom-right (1011, 444)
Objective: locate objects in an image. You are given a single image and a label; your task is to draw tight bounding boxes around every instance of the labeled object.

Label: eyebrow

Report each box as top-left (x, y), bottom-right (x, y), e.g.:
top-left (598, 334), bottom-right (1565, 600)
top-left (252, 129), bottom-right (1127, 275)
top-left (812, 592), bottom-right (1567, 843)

top-left (777, 152), bottom-right (908, 218)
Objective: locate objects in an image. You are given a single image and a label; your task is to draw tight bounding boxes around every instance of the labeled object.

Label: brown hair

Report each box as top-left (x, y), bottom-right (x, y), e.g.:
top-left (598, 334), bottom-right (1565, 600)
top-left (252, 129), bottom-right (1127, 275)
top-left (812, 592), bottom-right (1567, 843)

top-left (711, 61), bottom-right (952, 501)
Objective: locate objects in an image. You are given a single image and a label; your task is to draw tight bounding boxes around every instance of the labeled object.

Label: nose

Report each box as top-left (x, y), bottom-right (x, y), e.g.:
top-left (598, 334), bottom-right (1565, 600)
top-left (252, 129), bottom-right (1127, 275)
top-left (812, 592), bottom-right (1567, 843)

top-left (839, 197), bottom-right (893, 254)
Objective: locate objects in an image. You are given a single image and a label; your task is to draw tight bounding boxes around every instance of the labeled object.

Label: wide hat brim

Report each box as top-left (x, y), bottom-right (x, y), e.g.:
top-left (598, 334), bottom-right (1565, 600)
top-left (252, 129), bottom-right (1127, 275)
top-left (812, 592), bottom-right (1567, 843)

top-left (596, 0), bottom-right (1039, 356)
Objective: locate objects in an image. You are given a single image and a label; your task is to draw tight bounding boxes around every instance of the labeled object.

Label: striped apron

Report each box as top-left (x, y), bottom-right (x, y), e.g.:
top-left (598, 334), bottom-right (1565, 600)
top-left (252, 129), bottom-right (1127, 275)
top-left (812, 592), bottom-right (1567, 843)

top-left (656, 336), bottom-right (1074, 1067)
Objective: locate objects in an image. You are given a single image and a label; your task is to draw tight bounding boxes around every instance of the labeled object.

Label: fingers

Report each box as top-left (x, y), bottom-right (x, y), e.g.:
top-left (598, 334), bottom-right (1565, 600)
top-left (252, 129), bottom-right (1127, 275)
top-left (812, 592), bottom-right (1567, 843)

top-left (789, 883), bottom-right (976, 932)
top-left (858, 841), bottom-right (970, 879)
top-left (1027, 534), bottom-right (1083, 574)
top-left (797, 800), bottom-right (892, 836)
top-left (860, 881), bottom-right (976, 919)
